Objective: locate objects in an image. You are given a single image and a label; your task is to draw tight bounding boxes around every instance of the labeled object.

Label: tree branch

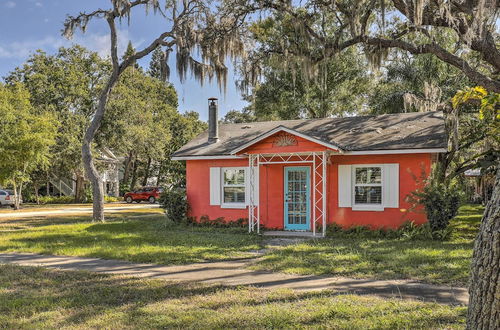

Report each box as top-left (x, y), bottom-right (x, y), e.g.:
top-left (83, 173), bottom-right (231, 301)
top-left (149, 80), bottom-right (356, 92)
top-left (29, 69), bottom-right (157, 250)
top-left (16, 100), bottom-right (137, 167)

top-left (361, 37), bottom-right (500, 93)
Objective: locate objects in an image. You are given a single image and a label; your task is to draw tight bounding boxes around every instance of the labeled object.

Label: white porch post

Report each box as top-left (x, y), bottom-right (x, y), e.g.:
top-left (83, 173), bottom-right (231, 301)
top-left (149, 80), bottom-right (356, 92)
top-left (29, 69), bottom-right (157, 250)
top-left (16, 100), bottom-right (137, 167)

top-left (248, 154), bottom-right (259, 233)
top-left (248, 152), bottom-right (327, 236)
top-left (312, 151), bottom-right (327, 237)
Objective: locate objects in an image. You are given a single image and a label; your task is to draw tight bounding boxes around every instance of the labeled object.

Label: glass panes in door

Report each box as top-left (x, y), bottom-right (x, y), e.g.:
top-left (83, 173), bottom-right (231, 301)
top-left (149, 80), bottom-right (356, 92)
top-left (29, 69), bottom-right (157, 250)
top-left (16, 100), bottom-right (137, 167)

top-left (284, 167), bottom-right (310, 230)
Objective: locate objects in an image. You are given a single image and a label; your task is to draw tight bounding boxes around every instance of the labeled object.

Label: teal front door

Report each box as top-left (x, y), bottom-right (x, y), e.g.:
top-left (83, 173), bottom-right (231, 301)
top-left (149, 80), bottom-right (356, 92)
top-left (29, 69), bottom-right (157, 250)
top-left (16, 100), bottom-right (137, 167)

top-left (284, 167), bottom-right (311, 230)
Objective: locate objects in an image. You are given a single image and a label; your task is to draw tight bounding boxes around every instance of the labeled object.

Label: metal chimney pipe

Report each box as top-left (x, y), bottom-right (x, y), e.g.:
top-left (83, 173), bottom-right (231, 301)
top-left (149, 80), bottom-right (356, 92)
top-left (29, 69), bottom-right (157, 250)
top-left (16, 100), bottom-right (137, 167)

top-left (208, 97), bottom-right (219, 143)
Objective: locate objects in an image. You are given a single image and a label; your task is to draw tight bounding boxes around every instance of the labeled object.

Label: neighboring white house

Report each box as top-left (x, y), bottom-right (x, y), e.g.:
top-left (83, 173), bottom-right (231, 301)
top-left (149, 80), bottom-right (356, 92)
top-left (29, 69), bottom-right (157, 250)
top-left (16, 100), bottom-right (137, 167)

top-left (50, 148), bottom-right (123, 197)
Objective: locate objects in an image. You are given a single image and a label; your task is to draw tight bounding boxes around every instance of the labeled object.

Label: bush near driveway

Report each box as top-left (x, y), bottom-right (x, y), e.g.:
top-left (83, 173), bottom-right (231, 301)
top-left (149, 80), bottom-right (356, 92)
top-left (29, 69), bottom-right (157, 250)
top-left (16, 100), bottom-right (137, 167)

top-left (0, 264), bottom-right (467, 329)
top-left (160, 188), bottom-right (189, 222)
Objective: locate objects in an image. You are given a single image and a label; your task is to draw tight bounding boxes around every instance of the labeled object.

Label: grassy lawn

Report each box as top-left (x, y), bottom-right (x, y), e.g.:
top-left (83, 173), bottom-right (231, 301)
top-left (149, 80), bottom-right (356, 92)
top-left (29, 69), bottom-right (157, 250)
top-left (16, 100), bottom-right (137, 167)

top-left (252, 204), bottom-right (483, 287)
top-left (0, 211), bottom-right (261, 264)
top-left (0, 204), bottom-right (483, 286)
top-left (0, 264), bottom-right (466, 329)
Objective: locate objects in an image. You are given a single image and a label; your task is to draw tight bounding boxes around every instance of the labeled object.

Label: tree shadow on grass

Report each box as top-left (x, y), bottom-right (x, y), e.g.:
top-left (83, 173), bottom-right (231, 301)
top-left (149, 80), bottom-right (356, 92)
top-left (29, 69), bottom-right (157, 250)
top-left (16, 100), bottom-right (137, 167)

top-left (2, 220), bottom-right (262, 265)
top-left (0, 264), bottom-right (465, 329)
top-left (256, 238), bottom-right (472, 286)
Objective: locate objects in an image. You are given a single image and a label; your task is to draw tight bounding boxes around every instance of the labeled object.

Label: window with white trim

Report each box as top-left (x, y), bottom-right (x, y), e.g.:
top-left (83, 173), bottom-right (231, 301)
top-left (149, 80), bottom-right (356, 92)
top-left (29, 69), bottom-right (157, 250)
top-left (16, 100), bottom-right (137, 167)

top-left (353, 166), bottom-right (382, 205)
top-left (222, 168), bottom-right (246, 205)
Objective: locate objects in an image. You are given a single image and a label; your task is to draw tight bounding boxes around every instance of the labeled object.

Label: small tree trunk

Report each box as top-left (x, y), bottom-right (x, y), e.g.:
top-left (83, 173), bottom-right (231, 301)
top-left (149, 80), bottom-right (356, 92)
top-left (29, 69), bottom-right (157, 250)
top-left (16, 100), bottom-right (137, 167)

top-left (142, 157), bottom-right (152, 186)
top-left (34, 184), bottom-right (39, 205)
top-left (156, 161), bottom-right (163, 187)
top-left (466, 168), bottom-right (500, 329)
top-left (122, 151), bottom-right (134, 184)
top-left (74, 172), bottom-right (85, 203)
top-left (12, 182), bottom-right (18, 210)
top-left (130, 159), bottom-right (139, 191)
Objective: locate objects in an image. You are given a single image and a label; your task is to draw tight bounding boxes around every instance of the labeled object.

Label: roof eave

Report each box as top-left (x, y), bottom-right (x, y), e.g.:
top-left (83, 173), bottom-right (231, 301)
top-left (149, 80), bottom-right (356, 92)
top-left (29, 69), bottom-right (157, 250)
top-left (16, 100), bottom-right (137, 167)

top-left (172, 147), bottom-right (447, 160)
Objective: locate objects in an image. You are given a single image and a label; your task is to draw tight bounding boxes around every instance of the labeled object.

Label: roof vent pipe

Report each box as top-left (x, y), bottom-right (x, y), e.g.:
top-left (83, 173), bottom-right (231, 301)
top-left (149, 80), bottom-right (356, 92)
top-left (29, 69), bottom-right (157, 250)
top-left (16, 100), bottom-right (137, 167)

top-left (208, 97), bottom-right (219, 143)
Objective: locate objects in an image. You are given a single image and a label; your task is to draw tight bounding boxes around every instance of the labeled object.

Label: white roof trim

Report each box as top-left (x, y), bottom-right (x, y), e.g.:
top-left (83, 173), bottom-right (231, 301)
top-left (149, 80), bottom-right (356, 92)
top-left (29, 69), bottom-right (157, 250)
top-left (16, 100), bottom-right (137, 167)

top-left (230, 126), bottom-right (343, 155)
top-left (173, 148), bottom-right (447, 160)
top-left (171, 155), bottom-right (246, 161)
top-left (343, 148), bottom-right (447, 155)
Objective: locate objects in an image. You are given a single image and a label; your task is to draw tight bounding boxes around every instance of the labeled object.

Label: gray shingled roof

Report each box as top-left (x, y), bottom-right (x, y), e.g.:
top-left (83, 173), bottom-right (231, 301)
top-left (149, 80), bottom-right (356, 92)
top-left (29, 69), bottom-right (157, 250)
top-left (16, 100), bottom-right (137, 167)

top-left (172, 111), bottom-right (447, 158)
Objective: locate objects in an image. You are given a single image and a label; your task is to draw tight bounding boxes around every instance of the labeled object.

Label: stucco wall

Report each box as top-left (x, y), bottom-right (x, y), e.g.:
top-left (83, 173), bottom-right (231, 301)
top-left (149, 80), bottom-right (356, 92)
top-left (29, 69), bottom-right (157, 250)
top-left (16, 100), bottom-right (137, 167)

top-left (185, 152), bottom-right (431, 229)
top-left (186, 158), bottom-right (249, 221)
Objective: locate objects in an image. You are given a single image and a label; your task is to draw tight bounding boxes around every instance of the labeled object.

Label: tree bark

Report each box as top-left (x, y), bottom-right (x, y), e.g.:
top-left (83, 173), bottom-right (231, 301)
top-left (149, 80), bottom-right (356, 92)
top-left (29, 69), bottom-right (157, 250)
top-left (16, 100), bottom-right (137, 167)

top-left (467, 168), bottom-right (500, 329)
top-left (142, 157), bottom-right (152, 186)
top-left (12, 181), bottom-right (22, 210)
top-left (80, 14), bottom-right (126, 222)
top-left (34, 184), bottom-right (39, 205)
top-left (156, 160), bottom-right (163, 186)
top-left (130, 159), bottom-right (139, 191)
top-left (122, 151), bottom-right (134, 184)
top-left (74, 171), bottom-right (85, 203)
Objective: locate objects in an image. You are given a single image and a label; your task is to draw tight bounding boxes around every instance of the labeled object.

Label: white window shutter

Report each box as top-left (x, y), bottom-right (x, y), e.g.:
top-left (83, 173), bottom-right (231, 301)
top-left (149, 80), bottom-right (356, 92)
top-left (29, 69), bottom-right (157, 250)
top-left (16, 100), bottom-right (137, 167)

top-left (209, 167), bottom-right (221, 205)
top-left (338, 165), bottom-right (352, 207)
top-left (383, 164), bottom-right (399, 208)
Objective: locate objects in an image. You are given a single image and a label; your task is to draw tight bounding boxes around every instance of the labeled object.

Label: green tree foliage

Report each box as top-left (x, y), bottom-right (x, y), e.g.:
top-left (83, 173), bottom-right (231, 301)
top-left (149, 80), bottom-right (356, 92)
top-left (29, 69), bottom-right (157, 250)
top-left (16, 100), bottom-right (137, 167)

top-left (160, 188), bottom-right (189, 222)
top-left (239, 17), bottom-right (372, 119)
top-left (102, 64), bottom-right (179, 191)
top-left (122, 41), bottom-right (139, 69)
top-left (5, 46), bottom-right (110, 201)
top-left (159, 112), bottom-right (207, 188)
top-left (369, 52), bottom-right (470, 115)
top-left (148, 46), bottom-right (170, 82)
top-left (0, 84), bottom-right (57, 209)
top-left (410, 165), bottom-right (462, 235)
top-left (222, 109), bottom-right (255, 123)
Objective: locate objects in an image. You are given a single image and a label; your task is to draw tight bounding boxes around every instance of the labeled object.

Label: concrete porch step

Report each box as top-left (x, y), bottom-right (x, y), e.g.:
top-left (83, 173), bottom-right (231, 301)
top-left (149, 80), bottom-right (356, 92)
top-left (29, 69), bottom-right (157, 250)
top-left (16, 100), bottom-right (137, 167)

top-left (262, 231), bottom-right (325, 238)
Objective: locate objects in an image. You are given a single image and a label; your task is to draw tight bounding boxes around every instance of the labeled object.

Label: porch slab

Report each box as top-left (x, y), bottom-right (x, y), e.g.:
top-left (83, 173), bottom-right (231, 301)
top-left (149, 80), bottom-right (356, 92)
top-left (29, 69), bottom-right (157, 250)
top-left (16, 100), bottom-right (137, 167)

top-left (262, 231), bottom-right (325, 238)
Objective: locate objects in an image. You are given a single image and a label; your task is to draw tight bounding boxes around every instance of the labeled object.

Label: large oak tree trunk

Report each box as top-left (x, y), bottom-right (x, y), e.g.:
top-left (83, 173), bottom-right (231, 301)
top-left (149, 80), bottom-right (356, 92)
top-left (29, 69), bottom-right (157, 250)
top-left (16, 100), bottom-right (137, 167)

top-left (82, 64), bottom-right (119, 222)
top-left (467, 168), bottom-right (500, 329)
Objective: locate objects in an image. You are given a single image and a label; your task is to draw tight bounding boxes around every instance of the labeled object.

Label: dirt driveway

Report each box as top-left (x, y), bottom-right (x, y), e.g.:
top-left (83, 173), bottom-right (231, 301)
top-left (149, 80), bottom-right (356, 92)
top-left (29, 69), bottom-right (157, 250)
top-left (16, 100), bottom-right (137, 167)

top-left (0, 204), bottom-right (160, 219)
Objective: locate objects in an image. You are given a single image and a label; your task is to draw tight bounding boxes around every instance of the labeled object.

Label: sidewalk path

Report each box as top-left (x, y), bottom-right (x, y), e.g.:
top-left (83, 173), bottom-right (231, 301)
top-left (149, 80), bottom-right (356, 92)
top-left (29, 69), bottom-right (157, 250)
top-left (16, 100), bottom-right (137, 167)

top-left (0, 252), bottom-right (468, 305)
top-left (0, 204), bottom-right (160, 219)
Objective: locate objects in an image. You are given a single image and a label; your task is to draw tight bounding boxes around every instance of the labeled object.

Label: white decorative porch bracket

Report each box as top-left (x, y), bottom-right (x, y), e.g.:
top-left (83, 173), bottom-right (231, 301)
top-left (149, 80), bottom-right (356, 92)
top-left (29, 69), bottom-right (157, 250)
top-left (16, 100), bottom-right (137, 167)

top-left (248, 154), bottom-right (260, 233)
top-left (312, 151), bottom-right (328, 237)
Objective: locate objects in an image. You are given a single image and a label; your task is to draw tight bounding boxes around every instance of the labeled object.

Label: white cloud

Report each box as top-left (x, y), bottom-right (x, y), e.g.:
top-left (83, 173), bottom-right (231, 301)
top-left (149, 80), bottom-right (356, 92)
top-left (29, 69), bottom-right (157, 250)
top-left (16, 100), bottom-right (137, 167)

top-left (0, 36), bottom-right (64, 59)
top-left (35, 2), bottom-right (42, 7)
top-left (5, 1), bottom-right (16, 8)
top-left (0, 30), bottom-right (144, 61)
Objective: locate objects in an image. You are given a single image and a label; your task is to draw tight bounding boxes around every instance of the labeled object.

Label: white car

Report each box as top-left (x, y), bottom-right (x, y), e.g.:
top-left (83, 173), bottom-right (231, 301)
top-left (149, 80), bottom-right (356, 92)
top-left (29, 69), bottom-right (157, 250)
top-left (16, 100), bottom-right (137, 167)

top-left (0, 190), bottom-right (21, 208)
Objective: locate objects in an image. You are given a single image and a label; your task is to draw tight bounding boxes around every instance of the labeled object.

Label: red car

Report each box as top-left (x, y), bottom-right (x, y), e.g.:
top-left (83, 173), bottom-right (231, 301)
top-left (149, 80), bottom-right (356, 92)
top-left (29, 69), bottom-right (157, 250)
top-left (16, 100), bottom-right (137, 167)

top-left (124, 187), bottom-right (163, 204)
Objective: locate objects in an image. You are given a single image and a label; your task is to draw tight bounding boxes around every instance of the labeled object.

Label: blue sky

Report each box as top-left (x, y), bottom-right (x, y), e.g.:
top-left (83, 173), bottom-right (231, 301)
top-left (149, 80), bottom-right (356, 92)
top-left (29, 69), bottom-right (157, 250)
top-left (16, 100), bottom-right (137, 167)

top-left (0, 0), bottom-right (248, 120)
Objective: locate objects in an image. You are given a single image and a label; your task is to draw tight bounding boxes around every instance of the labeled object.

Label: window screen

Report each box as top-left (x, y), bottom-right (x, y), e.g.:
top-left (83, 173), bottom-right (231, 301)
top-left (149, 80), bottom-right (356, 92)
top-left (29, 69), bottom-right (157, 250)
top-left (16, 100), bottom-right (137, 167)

top-left (354, 167), bottom-right (382, 204)
top-left (223, 169), bottom-right (245, 203)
